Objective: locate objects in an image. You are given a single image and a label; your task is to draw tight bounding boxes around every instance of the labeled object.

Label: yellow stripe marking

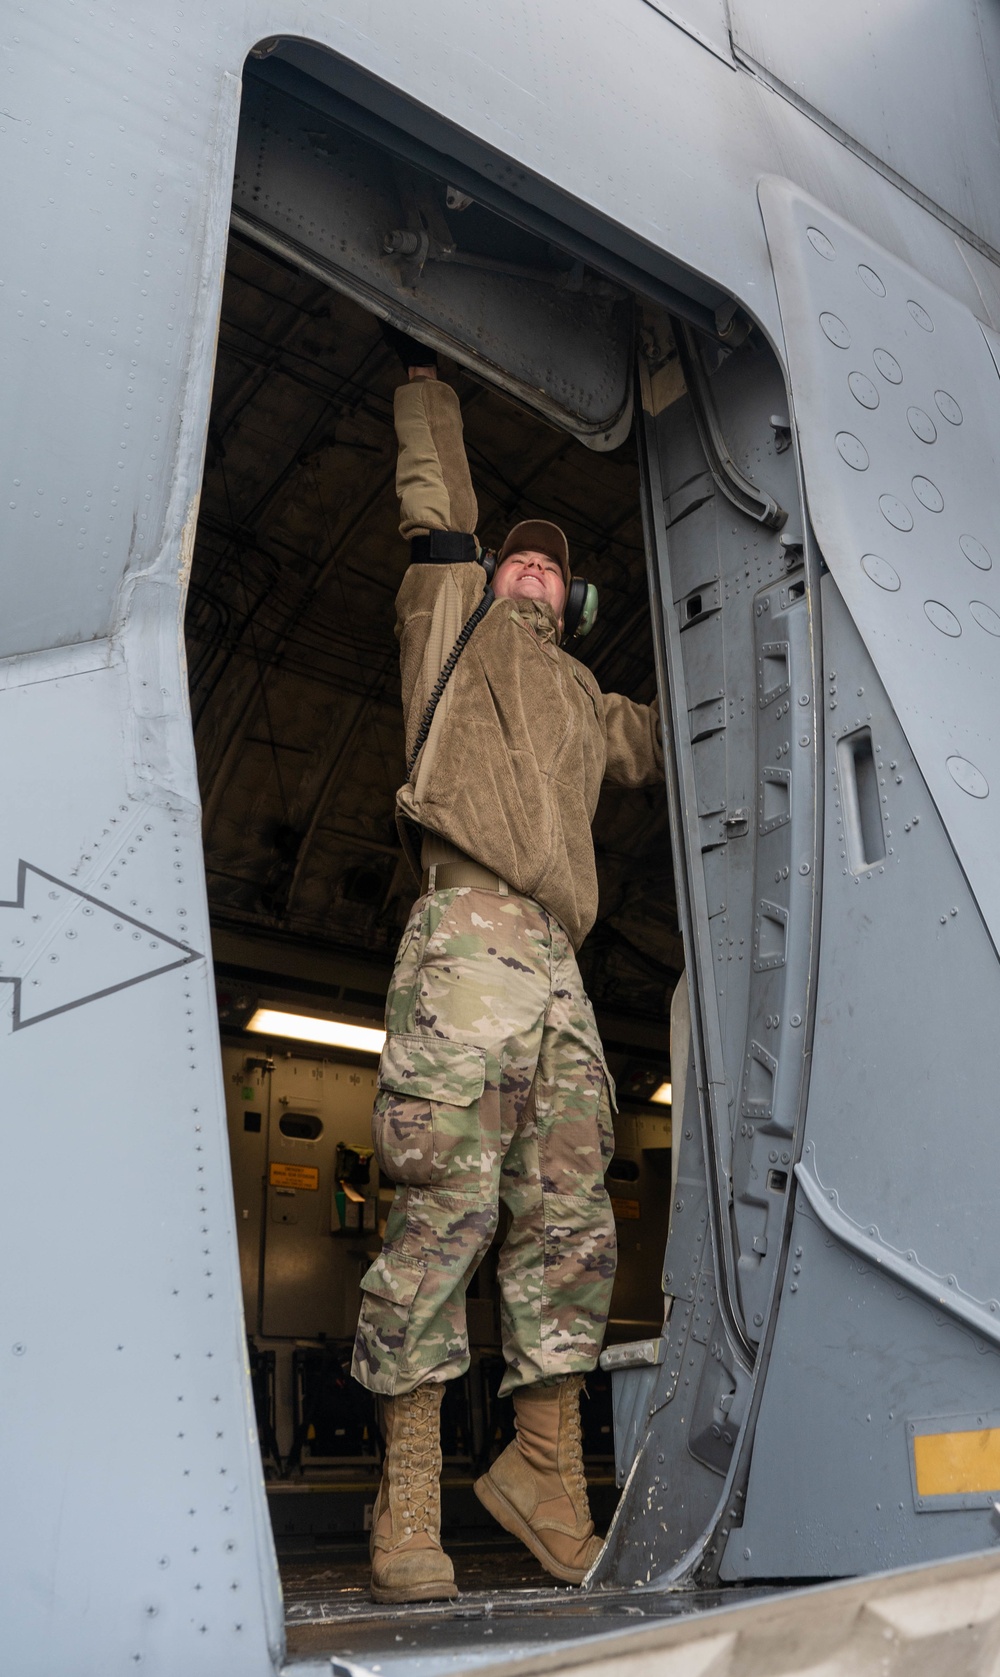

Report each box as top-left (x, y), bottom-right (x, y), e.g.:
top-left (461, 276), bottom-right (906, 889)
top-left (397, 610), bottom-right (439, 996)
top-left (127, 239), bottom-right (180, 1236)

top-left (913, 1427), bottom-right (1000, 1496)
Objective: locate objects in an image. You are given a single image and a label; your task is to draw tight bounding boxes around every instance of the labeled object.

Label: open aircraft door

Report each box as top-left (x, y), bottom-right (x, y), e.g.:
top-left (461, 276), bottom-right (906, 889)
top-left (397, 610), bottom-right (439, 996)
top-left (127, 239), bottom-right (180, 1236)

top-left (601, 186), bottom-right (1000, 1588)
top-left (595, 306), bottom-right (820, 1586)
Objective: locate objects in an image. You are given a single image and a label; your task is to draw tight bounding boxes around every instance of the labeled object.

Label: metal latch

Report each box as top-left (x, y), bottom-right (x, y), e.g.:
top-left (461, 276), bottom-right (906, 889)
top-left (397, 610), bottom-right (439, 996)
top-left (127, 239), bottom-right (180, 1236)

top-left (770, 413), bottom-right (792, 453)
top-left (599, 1337), bottom-right (667, 1372)
top-left (702, 807), bottom-right (750, 849)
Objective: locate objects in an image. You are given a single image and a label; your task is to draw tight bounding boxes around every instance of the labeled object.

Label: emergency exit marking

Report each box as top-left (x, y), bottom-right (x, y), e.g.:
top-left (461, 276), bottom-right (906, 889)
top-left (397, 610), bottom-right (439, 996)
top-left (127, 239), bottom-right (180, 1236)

top-left (611, 1197), bottom-right (641, 1220)
top-left (269, 1162), bottom-right (319, 1191)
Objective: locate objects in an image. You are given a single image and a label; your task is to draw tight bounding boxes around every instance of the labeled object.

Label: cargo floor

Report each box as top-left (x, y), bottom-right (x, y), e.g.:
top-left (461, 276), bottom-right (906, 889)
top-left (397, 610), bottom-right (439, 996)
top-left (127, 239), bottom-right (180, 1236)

top-left (280, 1543), bottom-right (756, 1673)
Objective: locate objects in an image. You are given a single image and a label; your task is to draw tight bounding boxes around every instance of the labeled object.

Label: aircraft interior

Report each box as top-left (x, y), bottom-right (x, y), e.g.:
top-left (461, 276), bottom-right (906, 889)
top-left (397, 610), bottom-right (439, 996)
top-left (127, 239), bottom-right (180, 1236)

top-left (185, 200), bottom-right (683, 1630)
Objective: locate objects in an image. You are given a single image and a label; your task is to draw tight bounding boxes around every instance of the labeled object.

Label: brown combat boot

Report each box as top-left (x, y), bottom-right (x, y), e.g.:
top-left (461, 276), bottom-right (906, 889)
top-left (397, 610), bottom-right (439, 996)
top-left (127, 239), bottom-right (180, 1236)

top-left (370, 1384), bottom-right (457, 1603)
top-left (473, 1375), bottom-right (603, 1584)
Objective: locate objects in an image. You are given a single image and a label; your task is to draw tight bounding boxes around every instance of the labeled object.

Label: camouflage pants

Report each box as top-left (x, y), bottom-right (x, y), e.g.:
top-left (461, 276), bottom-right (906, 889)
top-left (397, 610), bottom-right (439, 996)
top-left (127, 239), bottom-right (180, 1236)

top-left (351, 887), bottom-right (617, 1397)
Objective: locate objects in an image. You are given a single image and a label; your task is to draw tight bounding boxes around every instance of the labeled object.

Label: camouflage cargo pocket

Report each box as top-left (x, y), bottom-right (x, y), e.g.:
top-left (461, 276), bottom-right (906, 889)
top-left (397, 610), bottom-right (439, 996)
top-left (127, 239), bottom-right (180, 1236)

top-left (353, 1249), bottom-right (427, 1395)
top-left (371, 1032), bottom-right (487, 1186)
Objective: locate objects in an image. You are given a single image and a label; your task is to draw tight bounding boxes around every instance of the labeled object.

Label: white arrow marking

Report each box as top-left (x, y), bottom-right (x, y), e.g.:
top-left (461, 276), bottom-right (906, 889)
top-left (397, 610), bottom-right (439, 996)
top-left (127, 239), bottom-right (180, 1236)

top-left (0, 861), bottom-right (200, 1030)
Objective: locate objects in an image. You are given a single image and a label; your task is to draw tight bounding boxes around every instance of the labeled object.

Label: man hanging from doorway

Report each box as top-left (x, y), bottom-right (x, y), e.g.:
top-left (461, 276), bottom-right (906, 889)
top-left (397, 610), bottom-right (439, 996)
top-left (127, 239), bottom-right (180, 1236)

top-left (351, 329), bottom-right (664, 1602)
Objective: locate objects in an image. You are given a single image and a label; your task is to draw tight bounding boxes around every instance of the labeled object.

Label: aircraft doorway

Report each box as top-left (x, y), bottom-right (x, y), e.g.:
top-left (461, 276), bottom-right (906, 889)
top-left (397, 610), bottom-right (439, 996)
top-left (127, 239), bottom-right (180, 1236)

top-left (185, 218), bottom-right (682, 1604)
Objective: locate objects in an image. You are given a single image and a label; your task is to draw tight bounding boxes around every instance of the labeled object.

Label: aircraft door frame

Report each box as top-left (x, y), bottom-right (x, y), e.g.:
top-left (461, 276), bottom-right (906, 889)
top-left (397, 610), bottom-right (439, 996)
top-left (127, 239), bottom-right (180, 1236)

top-left (214, 52), bottom-right (829, 1586)
top-left (595, 319), bottom-right (823, 1585)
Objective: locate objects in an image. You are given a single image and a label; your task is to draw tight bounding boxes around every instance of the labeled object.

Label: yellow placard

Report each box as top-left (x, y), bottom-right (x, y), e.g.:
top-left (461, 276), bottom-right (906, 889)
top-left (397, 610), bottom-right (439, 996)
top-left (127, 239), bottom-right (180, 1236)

top-left (913, 1427), bottom-right (1000, 1497)
top-left (269, 1161), bottom-right (319, 1191)
top-left (611, 1196), bottom-right (641, 1221)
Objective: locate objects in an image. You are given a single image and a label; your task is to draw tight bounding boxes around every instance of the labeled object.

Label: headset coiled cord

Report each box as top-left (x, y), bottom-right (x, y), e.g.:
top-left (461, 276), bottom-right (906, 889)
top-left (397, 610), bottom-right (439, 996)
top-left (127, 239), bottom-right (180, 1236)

top-left (406, 586), bottom-right (495, 777)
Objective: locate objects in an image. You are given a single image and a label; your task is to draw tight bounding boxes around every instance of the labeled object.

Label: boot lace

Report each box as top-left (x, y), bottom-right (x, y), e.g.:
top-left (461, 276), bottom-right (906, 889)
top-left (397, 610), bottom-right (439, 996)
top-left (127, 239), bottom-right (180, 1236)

top-left (393, 1385), bottom-right (442, 1537)
top-left (563, 1380), bottom-right (589, 1506)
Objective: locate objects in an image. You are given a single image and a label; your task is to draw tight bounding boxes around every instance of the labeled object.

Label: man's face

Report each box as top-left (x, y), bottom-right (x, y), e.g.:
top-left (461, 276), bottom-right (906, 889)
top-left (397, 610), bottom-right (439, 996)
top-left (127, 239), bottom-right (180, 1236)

top-left (493, 549), bottom-right (567, 619)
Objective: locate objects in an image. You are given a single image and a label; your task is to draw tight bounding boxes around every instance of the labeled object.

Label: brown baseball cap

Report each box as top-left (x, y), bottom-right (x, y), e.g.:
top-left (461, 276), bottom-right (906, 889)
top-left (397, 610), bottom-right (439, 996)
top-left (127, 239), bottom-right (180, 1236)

top-left (498, 519), bottom-right (571, 589)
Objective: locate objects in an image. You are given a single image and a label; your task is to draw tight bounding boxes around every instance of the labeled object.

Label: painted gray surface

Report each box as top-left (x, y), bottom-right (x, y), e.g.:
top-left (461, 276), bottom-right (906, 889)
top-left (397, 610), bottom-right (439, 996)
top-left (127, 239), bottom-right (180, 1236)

top-left (731, 0), bottom-right (1000, 255)
top-left (726, 1202), bottom-right (1000, 1578)
top-left (596, 325), bottom-right (820, 1588)
top-left (638, 331), bottom-right (816, 1369)
top-left (232, 66), bottom-right (635, 447)
top-left (635, 0), bottom-right (734, 65)
top-left (4, 1), bottom-right (998, 663)
top-left (722, 576), bottom-right (1000, 1578)
top-left (0, 858), bottom-right (197, 1028)
top-left (760, 181), bottom-right (1000, 987)
top-left (0, 658), bottom-right (283, 1673)
top-left (5, 0), bottom-right (1000, 1670)
top-left (596, 1028), bottom-right (732, 1584)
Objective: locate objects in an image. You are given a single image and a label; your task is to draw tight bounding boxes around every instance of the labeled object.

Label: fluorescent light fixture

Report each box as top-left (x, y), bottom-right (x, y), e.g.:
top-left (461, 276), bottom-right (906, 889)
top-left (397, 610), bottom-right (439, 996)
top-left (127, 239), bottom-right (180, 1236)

top-left (246, 1007), bottom-right (385, 1055)
top-left (650, 1081), bottom-right (672, 1106)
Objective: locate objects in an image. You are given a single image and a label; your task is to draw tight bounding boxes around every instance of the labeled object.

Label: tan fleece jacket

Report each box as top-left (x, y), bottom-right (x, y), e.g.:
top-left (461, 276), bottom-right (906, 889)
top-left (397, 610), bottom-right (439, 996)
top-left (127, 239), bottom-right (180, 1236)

top-left (393, 379), bottom-right (662, 950)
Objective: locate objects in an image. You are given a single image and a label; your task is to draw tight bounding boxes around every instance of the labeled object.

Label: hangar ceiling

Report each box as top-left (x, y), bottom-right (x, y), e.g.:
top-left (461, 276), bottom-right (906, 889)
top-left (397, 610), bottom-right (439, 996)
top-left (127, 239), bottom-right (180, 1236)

top-left (186, 231), bottom-right (681, 1061)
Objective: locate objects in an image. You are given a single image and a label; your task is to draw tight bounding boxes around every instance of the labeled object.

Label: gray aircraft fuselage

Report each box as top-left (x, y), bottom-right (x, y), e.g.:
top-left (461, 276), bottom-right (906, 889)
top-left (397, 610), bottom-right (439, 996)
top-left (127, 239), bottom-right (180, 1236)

top-left (5, 3), bottom-right (1000, 1672)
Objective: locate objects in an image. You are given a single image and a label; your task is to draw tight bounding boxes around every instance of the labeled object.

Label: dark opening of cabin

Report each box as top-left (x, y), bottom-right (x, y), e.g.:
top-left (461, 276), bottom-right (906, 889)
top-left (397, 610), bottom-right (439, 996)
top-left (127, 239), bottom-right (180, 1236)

top-left (184, 50), bottom-right (681, 1614)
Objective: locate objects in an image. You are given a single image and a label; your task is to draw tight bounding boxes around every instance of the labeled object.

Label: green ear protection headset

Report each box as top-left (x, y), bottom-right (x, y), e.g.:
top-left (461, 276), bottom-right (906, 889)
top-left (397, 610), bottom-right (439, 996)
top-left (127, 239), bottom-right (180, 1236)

top-left (478, 550), bottom-right (598, 644)
top-left (564, 574), bottom-right (600, 642)
top-left (409, 532), bottom-right (598, 646)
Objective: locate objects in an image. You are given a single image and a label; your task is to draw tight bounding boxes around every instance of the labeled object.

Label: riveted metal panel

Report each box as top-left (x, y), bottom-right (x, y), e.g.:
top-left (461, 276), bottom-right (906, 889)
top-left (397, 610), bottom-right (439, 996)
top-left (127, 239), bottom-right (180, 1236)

top-left (725, 1197), bottom-right (1000, 1578)
top-left (0, 657), bottom-right (282, 1674)
top-left (732, 0), bottom-right (1000, 257)
top-left (724, 576), bottom-right (1000, 1579)
top-left (598, 329), bottom-right (819, 1588)
top-left (760, 177), bottom-right (1000, 953)
top-left (232, 67), bottom-right (635, 448)
top-left (10, 0), bottom-right (1000, 1660)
